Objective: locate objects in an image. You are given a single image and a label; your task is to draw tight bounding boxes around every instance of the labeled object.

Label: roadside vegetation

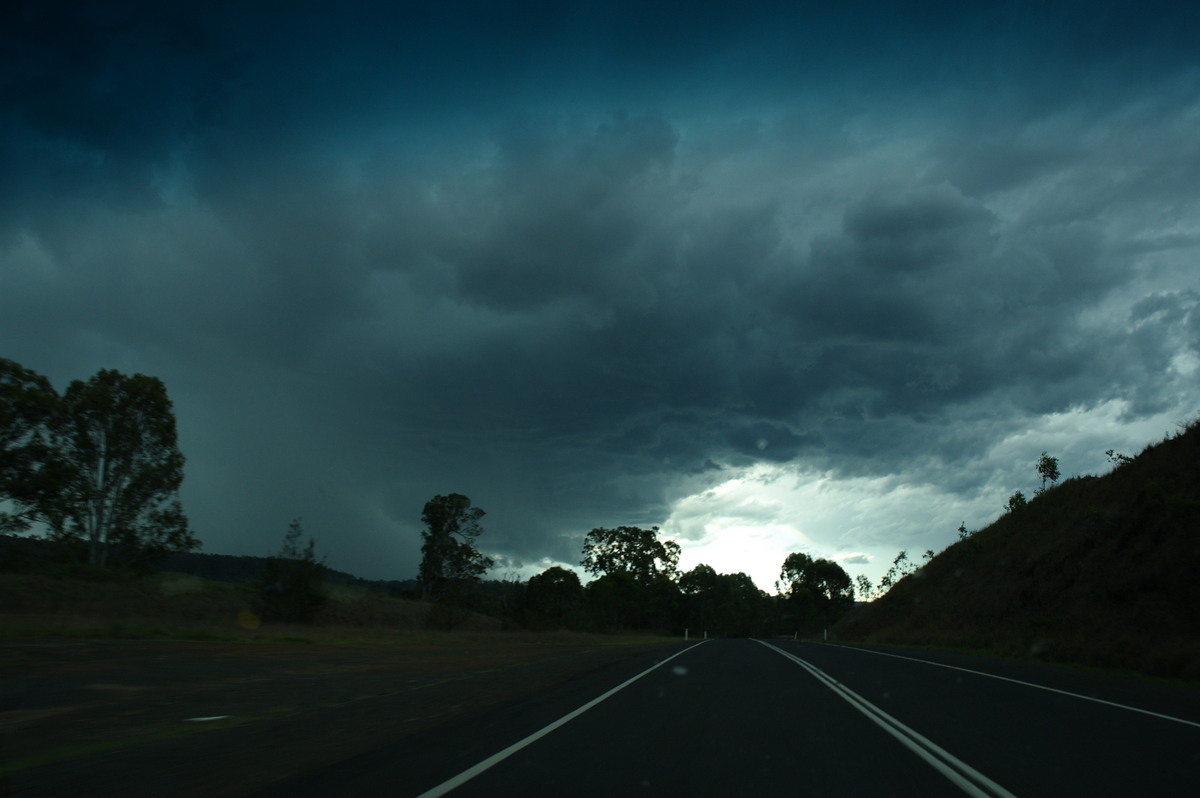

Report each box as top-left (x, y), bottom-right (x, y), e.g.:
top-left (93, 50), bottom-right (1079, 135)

top-left (0, 567), bottom-right (486, 643)
top-left (0, 521), bottom-right (843, 642)
top-left (834, 419), bottom-right (1200, 680)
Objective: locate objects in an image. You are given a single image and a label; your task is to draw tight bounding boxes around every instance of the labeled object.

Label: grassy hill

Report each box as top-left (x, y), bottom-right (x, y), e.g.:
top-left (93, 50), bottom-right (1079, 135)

top-left (833, 421), bottom-right (1200, 680)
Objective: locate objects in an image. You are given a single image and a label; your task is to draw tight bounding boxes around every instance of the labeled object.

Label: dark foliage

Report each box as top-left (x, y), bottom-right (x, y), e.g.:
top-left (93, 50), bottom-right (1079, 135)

top-left (0, 360), bottom-right (199, 567)
top-left (254, 519), bottom-right (326, 624)
top-left (418, 494), bottom-right (493, 604)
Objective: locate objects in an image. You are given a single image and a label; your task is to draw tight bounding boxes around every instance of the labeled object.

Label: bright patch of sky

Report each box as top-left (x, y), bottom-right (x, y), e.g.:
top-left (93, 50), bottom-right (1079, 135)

top-left (665, 399), bottom-right (1195, 594)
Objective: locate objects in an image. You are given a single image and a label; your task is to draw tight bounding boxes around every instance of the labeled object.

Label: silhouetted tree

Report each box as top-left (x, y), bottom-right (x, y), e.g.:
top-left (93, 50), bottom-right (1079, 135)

top-left (257, 518), bottom-right (327, 623)
top-left (877, 550), bottom-right (915, 595)
top-left (579, 525), bottom-right (681, 632)
top-left (679, 563), bottom-right (719, 596)
top-left (585, 571), bottom-right (642, 631)
top-left (418, 493), bottom-right (493, 603)
top-left (521, 566), bottom-right (584, 630)
top-left (1036, 451), bottom-right (1060, 495)
top-left (706, 571), bottom-right (771, 637)
top-left (855, 573), bottom-right (874, 601)
top-left (49, 369), bottom-right (198, 568)
top-left (0, 359), bottom-right (60, 533)
top-left (679, 563), bottom-right (720, 634)
top-left (580, 525), bottom-right (680, 582)
top-left (778, 552), bottom-right (853, 634)
top-left (1105, 449), bottom-right (1134, 467)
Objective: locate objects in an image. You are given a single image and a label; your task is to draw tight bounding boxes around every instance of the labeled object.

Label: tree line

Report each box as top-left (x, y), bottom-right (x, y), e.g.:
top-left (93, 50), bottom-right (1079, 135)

top-left (416, 493), bottom-right (855, 637)
top-left (3, 357), bottom-right (860, 636)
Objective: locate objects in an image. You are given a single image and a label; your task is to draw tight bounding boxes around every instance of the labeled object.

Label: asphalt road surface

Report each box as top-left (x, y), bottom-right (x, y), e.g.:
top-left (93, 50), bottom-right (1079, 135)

top-left (259, 639), bottom-right (1200, 797)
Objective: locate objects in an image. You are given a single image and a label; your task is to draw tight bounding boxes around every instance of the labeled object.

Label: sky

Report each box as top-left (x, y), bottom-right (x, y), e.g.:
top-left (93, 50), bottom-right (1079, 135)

top-left (2, 1), bottom-right (1198, 594)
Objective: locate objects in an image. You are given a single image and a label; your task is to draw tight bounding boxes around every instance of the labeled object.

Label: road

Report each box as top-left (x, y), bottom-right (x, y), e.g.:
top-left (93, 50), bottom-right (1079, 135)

top-left (258, 639), bottom-right (1200, 797)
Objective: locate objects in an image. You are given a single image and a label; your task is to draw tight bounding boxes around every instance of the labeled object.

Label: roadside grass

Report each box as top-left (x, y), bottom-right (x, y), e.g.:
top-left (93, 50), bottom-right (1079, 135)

top-left (0, 713), bottom-right (267, 778)
top-left (0, 572), bottom-right (680, 648)
top-left (0, 572), bottom-right (684, 779)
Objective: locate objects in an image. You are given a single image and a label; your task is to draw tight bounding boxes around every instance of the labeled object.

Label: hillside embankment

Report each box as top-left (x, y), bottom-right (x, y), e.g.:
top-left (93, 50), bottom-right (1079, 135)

top-left (834, 423), bottom-right (1200, 680)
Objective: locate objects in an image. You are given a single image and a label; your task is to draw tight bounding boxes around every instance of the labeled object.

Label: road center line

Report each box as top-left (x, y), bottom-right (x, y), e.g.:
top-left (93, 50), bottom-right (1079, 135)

top-left (758, 640), bottom-right (1016, 798)
top-left (416, 641), bottom-right (708, 798)
top-left (824, 643), bottom-right (1200, 730)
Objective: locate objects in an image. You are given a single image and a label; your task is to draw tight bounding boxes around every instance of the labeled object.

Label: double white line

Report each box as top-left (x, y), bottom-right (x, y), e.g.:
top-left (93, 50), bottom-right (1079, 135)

top-left (758, 640), bottom-right (1016, 798)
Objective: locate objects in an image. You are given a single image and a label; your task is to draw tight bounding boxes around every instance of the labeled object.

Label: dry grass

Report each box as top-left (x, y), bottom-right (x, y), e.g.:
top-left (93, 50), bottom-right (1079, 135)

top-left (834, 422), bottom-right (1200, 681)
top-left (0, 571), bottom-right (433, 641)
top-left (0, 571), bottom-right (674, 647)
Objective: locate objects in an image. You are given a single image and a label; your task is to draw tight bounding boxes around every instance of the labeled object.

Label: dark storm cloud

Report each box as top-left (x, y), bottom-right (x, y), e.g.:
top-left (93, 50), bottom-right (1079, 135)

top-left (2, 1), bottom-right (1198, 580)
top-left (0, 3), bottom-right (238, 239)
top-left (430, 113), bottom-right (679, 314)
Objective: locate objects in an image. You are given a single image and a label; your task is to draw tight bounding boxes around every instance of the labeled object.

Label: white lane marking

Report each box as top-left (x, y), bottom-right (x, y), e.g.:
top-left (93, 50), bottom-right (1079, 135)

top-left (824, 643), bottom-right (1200, 730)
top-left (758, 640), bottom-right (1016, 798)
top-left (416, 641), bottom-right (708, 798)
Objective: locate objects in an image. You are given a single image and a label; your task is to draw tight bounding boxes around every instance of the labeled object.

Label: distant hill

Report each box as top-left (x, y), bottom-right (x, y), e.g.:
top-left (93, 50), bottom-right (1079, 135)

top-left (157, 550), bottom-right (420, 595)
top-left (0, 536), bottom-right (419, 597)
top-left (833, 421), bottom-right (1200, 680)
